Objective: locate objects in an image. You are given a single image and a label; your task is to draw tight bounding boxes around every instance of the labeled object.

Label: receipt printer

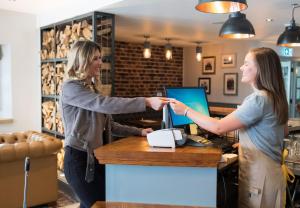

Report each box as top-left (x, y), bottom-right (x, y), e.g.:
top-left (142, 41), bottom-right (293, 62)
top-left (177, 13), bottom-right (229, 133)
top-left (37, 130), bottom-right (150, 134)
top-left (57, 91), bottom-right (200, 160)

top-left (147, 129), bottom-right (186, 148)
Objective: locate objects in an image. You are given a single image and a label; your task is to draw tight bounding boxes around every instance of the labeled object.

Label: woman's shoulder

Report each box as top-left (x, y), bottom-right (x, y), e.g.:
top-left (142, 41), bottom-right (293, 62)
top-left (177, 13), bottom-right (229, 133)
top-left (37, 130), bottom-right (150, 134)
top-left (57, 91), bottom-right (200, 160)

top-left (62, 79), bottom-right (82, 88)
top-left (244, 91), bottom-right (269, 106)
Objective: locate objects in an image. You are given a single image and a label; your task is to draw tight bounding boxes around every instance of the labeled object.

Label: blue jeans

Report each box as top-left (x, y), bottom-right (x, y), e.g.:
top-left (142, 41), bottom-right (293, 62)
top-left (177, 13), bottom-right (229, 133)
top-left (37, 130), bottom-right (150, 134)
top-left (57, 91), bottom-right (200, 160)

top-left (64, 146), bottom-right (105, 208)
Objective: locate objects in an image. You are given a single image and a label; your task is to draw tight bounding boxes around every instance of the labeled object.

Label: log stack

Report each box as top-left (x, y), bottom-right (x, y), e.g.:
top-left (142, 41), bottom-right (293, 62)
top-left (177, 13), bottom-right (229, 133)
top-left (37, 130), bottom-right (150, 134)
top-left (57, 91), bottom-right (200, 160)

top-left (57, 140), bottom-right (65, 170)
top-left (55, 101), bottom-right (64, 134)
top-left (42, 100), bottom-right (56, 131)
top-left (41, 63), bottom-right (55, 95)
top-left (55, 63), bottom-right (66, 95)
top-left (56, 20), bottom-right (93, 59)
top-left (41, 29), bottom-right (55, 60)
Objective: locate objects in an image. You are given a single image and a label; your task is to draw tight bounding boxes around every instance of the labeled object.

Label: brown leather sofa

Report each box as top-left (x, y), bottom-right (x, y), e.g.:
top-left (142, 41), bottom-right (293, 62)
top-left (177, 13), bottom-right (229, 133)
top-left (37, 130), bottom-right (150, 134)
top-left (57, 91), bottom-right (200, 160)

top-left (0, 131), bottom-right (62, 208)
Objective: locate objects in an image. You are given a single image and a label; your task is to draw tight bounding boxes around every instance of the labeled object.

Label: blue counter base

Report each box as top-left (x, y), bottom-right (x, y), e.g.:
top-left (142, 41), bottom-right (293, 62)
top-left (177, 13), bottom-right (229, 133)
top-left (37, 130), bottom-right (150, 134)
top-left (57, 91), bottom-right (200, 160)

top-left (106, 165), bottom-right (217, 207)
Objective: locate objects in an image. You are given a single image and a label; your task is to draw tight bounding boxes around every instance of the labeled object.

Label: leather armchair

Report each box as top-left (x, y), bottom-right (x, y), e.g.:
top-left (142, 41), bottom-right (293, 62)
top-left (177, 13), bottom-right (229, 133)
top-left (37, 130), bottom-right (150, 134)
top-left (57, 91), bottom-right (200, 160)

top-left (0, 131), bottom-right (62, 208)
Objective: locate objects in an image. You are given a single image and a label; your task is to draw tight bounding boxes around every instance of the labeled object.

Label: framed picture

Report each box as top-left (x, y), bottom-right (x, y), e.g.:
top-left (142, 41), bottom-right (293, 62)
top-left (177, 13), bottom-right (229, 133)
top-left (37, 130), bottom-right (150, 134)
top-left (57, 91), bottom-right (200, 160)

top-left (202, 56), bottom-right (216, 74)
top-left (221, 54), bottom-right (236, 68)
top-left (198, 77), bottom-right (211, 94)
top-left (223, 73), bottom-right (238, 95)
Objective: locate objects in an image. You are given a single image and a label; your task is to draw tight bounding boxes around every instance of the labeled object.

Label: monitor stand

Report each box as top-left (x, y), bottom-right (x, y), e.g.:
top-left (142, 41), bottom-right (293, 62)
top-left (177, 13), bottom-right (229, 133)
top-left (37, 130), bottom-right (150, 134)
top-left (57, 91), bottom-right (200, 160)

top-left (162, 105), bottom-right (172, 129)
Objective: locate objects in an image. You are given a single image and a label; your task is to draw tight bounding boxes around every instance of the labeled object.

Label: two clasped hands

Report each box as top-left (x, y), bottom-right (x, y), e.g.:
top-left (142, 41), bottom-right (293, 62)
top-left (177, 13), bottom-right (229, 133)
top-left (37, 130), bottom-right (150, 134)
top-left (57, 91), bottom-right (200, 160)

top-left (142, 97), bottom-right (188, 136)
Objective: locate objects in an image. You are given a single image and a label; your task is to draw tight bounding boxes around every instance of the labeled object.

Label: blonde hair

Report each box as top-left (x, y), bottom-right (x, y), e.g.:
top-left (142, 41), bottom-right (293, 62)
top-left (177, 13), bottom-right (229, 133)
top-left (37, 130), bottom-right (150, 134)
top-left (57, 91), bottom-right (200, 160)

top-left (66, 40), bottom-right (101, 80)
top-left (250, 47), bottom-right (288, 124)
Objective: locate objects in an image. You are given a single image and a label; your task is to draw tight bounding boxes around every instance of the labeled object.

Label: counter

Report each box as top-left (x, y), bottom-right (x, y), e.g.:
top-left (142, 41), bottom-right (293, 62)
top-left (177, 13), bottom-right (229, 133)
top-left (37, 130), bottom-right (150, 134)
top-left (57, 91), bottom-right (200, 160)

top-left (94, 137), bottom-right (222, 207)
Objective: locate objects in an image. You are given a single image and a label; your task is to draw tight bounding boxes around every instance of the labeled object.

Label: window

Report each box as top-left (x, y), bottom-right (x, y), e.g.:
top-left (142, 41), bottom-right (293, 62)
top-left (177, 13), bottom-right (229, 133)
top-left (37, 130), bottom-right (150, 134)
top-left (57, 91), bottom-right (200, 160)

top-left (0, 44), bottom-right (12, 118)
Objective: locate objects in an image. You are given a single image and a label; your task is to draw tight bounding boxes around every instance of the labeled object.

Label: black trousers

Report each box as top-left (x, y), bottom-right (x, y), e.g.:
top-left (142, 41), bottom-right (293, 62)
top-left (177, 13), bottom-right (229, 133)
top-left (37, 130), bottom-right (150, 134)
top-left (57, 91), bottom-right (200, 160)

top-left (64, 146), bottom-right (105, 208)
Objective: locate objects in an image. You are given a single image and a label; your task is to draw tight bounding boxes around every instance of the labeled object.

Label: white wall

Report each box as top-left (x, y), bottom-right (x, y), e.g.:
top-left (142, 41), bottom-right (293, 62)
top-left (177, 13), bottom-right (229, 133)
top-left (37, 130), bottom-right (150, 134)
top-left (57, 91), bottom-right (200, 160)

top-left (183, 40), bottom-right (263, 105)
top-left (0, 9), bottom-right (40, 132)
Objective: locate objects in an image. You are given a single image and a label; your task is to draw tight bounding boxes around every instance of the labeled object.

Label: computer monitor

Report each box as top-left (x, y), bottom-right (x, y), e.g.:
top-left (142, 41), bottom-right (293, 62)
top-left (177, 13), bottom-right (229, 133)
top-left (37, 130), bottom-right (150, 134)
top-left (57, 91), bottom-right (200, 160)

top-left (165, 87), bottom-right (210, 127)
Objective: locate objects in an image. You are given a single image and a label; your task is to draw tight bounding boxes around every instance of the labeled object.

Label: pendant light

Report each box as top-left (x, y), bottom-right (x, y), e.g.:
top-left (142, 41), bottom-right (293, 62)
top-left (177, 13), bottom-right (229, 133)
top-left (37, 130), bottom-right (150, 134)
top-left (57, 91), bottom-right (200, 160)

top-left (143, 35), bottom-right (151, 58)
top-left (196, 43), bottom-right (202, 62)
top-left (195, 0), bottom-right (247, 14)
top-left (277, 4), bottom-right (300, 47)
top-left (165, 38), bottom-right (173, 60)
top-left (219, 11), bottom-right (255, 39)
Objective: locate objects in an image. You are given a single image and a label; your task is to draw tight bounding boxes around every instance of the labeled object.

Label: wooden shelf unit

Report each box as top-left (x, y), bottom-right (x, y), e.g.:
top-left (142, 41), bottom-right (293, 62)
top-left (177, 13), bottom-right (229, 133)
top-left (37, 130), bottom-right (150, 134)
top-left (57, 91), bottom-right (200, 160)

top-left (40, 11), bottom-right (115, 138)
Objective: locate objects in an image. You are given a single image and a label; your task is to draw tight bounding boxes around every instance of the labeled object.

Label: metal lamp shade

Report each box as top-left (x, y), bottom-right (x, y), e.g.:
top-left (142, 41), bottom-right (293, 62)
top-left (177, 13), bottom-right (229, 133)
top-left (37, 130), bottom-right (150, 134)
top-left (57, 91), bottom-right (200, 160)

top-left (219, 12), bottom-right (255, 39)
top-left (277, 25), bottom-right (300, 47)
top-left (195, 0), bottom-right (247, 14)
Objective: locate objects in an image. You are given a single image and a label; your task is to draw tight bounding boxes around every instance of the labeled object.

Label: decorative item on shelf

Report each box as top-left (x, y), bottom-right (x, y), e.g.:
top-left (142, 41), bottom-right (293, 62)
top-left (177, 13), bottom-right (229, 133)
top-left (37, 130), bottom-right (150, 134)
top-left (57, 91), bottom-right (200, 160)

top-left (198, 77), bottom-right (211, 94)
top-left (195, 0), bottom-right (248, 14)
top-left (223, 73), bottom-right (238, 95)
top-left (219, 11), bottom-right (255, 39)
top-left (165, 38), bottom-right (173, 60)
top-left (277, 4), bottom-right (300, 47)
top-left (143, 35), bottom-right (151, 59)
top-left (221, 53), bottom-right (236, 68)
top-left (196, 42), bottom-right (202, 62)
top-left (202, 56), bottom-right (216, 74)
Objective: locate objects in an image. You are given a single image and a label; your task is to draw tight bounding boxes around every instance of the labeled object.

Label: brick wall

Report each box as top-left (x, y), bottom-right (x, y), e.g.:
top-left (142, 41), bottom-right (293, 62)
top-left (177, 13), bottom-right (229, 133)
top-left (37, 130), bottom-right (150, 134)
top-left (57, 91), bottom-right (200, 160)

top-left (114, 41), bottom-right (183, 97)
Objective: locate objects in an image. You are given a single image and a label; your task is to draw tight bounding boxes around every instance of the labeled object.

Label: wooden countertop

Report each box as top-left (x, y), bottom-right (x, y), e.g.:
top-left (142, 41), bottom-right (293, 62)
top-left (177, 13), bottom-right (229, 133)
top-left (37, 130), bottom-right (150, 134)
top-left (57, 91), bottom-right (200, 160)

top-left (92, 201), bottom-right (204, 208)
top-left (94, 137), bottom-right (222, 167)
top-left (209, 106), bottom-right (236, 116)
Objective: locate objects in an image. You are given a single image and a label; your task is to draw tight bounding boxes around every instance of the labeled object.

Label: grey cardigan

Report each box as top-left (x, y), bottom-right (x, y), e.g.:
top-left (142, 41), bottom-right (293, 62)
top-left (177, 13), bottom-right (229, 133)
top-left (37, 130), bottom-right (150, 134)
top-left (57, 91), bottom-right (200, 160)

top-left (60, 80), bottom-right (146, 181)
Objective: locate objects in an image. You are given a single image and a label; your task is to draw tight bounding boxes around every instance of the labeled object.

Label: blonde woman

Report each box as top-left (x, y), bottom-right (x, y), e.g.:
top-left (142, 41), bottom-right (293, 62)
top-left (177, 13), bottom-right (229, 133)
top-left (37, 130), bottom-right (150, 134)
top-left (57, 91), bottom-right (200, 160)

top-left (170, 48), bottom-right (288, 208)
top-left (60, 40), bottom-right (168, 208)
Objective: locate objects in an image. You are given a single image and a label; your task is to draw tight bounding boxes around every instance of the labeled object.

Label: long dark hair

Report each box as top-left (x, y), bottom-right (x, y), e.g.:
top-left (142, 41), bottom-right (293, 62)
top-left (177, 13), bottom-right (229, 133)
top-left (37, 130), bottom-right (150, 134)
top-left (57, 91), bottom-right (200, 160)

top-left (250, 47), bottom-right (288, 124)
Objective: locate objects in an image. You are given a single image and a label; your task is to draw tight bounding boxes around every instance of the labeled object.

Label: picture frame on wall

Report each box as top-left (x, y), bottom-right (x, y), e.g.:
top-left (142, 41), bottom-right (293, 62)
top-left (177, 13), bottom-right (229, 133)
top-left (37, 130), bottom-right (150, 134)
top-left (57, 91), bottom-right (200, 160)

top-left (221, 54), bottom-right (236, 68)
top-left (224, 73), bottom-right (238, 95)
top-left (202, 56), bottom-right (216, 74)
top-left (198, 77), bottom-right (211, 95)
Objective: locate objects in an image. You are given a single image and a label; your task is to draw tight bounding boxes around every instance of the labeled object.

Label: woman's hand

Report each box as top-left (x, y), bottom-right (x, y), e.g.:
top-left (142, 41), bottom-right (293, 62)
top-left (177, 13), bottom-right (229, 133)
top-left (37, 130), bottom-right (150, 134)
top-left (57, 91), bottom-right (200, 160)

top-left (145, 97), bottom-right (169, 110)
top-left (169, 99), bottom-right (188, 115)
top-left (141, 128), bottom-right (154, 136)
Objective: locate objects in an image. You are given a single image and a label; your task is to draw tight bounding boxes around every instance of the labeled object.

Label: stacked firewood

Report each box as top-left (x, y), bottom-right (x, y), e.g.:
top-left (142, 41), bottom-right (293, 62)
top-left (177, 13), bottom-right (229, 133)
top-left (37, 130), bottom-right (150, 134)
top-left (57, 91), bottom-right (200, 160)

top-left (97, 19), bottom-right (112, 36)
top-left (55, 63), bottom-right (66, 95)
top-left (56, 20), bottom-right (93, 59)
top-left (55, 101), bottom-right (64, 134)
top-left (57, 140), bottom-right (65, 170)
top-left (41, 29), bottom-right (55, 60)
top-left (42, 100), bottom-right (56, 131)
top-left (101, 47), bottom-right (111, 57)
top-left (41, 63), bottom-right (55, 95)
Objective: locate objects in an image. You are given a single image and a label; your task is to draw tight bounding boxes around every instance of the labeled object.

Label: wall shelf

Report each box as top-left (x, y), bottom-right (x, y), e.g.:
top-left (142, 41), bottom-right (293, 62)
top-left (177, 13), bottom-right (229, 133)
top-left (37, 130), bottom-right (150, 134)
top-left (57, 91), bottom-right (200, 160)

top-left (40, 11), bottom-right (115, 138)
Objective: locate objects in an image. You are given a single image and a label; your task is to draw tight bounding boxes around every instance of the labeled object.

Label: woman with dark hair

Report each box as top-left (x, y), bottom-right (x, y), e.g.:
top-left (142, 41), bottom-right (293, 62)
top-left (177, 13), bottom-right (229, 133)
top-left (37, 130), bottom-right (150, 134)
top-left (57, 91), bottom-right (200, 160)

top-left (170, 47), bottom-right (288, 207)
top-left (60, 40), bottom-right (168, 208)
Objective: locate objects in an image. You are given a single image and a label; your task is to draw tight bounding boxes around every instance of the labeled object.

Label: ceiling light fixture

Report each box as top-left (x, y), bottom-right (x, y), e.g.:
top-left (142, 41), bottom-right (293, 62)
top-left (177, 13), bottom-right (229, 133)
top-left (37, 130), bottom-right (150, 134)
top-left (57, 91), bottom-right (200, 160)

top-left (277, 4), bottom-right (300, 47)
top-left (165, 38), bottom-right (173, 61)
top-left (265, 18), bottom-right (273, 22)
top-left (219, 11), bottom-right (255, 39)
top-left (195, 43), bottom-right (202, 62)
top-left (195, 0), bottom-right (247, 14)
top-left (143, 35), bottom-right (151, 59)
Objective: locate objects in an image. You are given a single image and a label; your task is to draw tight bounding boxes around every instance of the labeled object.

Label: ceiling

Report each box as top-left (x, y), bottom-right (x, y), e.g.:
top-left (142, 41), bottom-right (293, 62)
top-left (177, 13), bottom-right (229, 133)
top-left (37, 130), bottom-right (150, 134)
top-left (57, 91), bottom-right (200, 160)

top-left (1, 0), bottom-right (300, 46)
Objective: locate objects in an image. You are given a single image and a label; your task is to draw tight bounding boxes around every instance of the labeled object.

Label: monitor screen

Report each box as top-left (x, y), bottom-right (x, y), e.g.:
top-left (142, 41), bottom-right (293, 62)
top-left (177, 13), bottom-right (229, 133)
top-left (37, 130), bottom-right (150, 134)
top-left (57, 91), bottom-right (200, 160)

top-left (165, 87), bottom-right (210, 127)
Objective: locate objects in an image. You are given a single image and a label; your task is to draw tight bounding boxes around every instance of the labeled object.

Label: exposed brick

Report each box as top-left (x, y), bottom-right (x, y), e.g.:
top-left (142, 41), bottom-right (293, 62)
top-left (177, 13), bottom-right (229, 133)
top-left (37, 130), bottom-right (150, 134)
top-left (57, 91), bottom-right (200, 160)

top-left (114, 41), bottom-right (183, 97)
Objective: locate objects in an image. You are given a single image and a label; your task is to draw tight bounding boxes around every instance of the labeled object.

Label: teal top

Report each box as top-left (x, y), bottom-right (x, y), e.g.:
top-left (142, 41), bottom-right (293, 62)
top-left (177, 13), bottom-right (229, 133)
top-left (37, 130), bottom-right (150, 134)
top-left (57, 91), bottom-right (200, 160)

top-left (234, 90), bottom-right (285, 163)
